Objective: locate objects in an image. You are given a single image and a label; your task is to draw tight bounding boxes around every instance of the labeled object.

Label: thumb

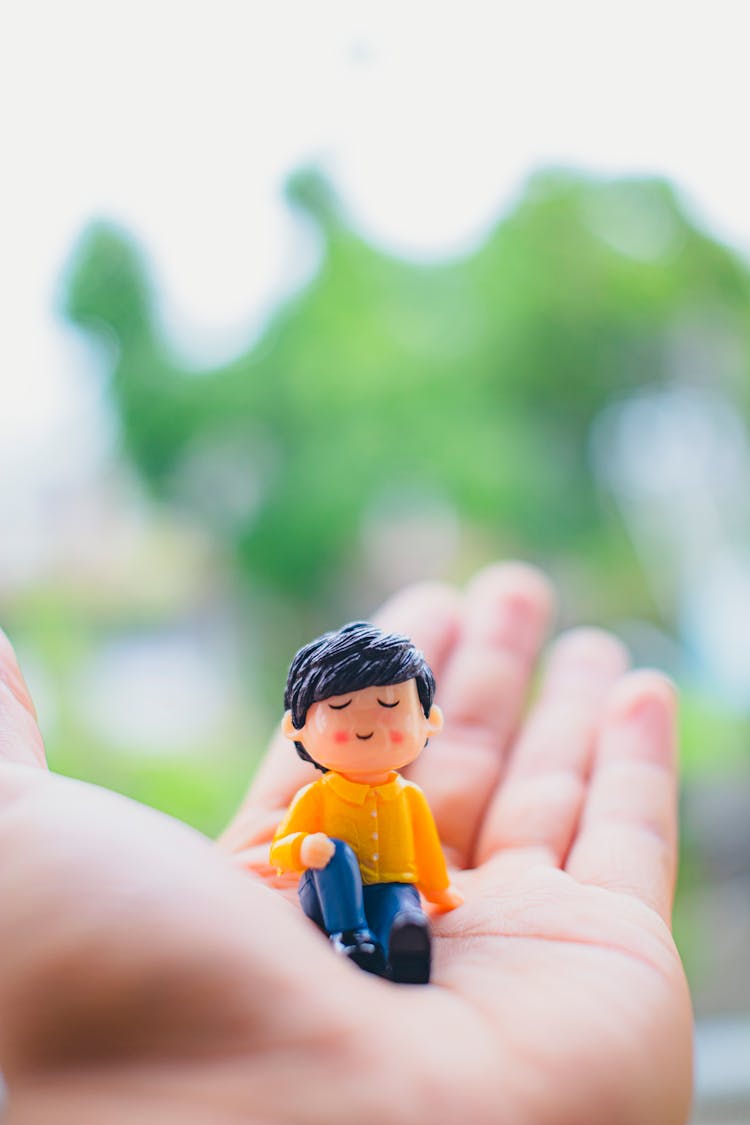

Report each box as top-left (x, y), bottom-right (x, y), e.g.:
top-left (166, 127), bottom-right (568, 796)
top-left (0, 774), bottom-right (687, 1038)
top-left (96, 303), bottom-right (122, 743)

top-left (0, 628), bottom-right (46, 768)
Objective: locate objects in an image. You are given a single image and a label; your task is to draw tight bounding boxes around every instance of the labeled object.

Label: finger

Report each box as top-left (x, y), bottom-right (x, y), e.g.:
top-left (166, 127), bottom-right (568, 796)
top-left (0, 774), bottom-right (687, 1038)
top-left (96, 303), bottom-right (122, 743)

top-left (475, 628), bottom-right (629, 870)
top-left (407, 562), bottom-right (554, 867)
top-left (0, 629), bottom-right (46, 769)
top-left (218, 581), bottom-right (462, 853)
top-left (565, 671), bottom-right (679, 923)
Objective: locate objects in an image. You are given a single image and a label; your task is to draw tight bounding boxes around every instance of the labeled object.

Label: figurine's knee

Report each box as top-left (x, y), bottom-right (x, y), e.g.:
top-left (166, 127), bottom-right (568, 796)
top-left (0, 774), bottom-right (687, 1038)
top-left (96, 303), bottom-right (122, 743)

top-left (326, 837), bottom-right (360, 877)
top-left (298, 870), bottom-right (325, 930)
top-left (305, 838), bottom-right (367, 935)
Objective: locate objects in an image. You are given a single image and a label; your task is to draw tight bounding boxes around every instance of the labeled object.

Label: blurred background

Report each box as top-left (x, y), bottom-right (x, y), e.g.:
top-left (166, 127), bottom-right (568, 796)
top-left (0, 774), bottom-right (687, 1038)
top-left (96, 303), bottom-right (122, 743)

top-left (2, 2), bottom-right (749, 1117)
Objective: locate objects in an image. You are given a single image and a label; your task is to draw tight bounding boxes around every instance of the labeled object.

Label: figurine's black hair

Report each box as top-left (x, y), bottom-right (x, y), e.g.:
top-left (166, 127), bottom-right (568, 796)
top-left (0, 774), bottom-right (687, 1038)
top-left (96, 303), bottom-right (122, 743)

top-left (284, 621), bottom-right (436, 772)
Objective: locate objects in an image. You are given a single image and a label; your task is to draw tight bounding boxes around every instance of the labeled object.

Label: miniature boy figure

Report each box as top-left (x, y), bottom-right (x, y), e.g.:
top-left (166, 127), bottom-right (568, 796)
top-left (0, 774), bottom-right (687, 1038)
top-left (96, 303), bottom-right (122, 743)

top-left (270, 622), bottom-right (463, 983)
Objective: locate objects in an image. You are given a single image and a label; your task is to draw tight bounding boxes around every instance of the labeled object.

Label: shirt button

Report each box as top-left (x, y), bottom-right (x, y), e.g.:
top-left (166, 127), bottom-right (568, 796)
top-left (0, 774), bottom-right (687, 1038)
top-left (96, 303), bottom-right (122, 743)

top-left (372, 853), bottom-right (379, 861)
top-left (372, 832), bottom-right (378, 840)
top-left (370, 810), bottom-right (377, 818)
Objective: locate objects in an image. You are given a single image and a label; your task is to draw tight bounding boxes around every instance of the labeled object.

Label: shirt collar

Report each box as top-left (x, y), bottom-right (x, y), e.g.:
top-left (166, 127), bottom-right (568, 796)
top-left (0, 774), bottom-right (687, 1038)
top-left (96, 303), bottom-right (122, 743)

top-left (324, 771), bottom-right (403, 805)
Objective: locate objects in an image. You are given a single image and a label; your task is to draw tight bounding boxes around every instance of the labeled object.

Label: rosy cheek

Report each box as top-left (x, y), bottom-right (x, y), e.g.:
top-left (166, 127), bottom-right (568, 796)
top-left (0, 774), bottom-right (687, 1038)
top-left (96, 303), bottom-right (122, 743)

top-left (389, 731), bottom-right (404, 744)
top-left (333, 730), bottom-right (350, 745)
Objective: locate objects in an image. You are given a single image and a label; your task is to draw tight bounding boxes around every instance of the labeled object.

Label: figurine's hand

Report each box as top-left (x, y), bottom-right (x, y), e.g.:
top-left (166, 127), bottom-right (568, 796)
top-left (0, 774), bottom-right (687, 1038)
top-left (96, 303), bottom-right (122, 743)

top-left (299, 832), bottom-right (335, 869)
top-left (426, 884), bottom-right (464, 911)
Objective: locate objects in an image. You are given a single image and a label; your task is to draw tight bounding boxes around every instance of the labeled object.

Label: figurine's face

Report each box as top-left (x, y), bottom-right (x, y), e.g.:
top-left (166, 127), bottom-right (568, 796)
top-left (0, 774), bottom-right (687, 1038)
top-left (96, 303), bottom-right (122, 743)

top-left (283, 678), bottom-right (443, 780)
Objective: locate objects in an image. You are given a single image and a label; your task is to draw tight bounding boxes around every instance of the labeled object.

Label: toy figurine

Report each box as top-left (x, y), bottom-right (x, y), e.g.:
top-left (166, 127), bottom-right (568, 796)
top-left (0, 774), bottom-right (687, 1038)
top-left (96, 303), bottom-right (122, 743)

top-left (270, 622), bottom-right (463, 984)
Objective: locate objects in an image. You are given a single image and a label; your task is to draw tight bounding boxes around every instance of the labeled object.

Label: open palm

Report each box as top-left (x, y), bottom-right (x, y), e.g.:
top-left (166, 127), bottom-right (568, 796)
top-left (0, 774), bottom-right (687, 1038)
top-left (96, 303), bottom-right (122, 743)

top-left (0, 565), bottom-right (692, 1124)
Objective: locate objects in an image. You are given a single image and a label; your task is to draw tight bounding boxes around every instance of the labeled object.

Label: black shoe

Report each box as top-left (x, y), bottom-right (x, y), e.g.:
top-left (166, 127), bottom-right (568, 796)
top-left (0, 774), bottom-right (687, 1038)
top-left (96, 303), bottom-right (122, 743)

top-left (329, 929), bottom-right (386, 976)
top-left (388, 911), bottom-right (431, 984)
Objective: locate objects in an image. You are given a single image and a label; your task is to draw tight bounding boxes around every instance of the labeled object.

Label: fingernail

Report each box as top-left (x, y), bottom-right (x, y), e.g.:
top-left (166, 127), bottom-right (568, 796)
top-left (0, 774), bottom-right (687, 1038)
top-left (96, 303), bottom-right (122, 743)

top-left (611, 673), bottom-right (677, 731)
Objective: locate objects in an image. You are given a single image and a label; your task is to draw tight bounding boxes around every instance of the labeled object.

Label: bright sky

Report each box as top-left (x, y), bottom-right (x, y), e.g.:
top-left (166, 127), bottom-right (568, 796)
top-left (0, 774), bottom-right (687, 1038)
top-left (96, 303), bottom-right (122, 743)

top-left (2, 0), bottom-right (750, 549)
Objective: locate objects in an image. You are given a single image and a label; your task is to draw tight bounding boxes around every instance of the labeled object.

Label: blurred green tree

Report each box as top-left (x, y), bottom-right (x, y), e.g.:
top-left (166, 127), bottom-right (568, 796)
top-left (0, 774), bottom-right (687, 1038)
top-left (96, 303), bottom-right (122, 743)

top-left (62, 168), bottom-right (750, 614)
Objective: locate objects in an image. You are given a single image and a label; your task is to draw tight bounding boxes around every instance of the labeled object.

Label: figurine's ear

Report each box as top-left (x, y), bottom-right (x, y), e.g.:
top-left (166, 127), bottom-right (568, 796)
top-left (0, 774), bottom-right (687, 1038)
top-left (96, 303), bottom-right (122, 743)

top-left (282, 710), bottom-right (302, 741)
top-left (426, 704), bottom-right (444, 736)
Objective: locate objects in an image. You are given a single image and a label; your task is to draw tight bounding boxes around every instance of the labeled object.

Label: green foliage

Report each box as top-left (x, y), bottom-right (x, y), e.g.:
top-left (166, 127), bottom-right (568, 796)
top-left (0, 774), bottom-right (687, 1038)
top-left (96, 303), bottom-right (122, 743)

top-left (679, 694), bottom-right (750, 776)
top-left (61, 167), bottom-right (750, 614)
top-left (50, 736), bottom-right (255, 838)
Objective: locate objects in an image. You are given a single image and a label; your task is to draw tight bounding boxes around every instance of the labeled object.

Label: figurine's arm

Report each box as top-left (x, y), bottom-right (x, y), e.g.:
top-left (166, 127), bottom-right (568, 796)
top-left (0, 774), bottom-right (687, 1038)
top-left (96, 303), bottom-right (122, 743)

top-left (405, 783), bottom-right (464, 910)
top-left (269, 782), bottom-right (323, 874)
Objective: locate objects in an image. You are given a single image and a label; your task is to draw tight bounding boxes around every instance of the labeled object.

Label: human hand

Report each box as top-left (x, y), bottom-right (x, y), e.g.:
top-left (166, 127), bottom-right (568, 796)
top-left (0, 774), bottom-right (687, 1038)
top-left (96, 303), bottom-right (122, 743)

top-left (299, 832), bottom-right (335, 869)
top-left (225, 563), bottom-right (693, 1124)
top-left (0, 563), bottom-right (693, 1124)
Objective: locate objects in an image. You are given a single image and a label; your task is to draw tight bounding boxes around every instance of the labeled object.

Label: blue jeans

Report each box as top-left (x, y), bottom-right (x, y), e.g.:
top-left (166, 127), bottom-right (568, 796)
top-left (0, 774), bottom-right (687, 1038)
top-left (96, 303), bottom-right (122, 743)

top-left (298, 838), bottom-right (422, 953)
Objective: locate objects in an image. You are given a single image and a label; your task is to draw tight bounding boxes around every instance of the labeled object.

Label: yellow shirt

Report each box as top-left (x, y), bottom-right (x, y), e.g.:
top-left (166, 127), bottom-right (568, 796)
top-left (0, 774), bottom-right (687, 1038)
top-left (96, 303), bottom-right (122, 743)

top-left (270, 771), bottom-right (450, 900)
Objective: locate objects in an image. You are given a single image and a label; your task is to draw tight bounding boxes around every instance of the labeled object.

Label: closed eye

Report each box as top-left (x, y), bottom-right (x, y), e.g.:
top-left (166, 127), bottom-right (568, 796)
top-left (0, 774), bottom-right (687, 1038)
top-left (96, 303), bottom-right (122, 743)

top-left (377, 699), bottom-right (399, 708)
top-left (328, 700), bottom-right (352, 710)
